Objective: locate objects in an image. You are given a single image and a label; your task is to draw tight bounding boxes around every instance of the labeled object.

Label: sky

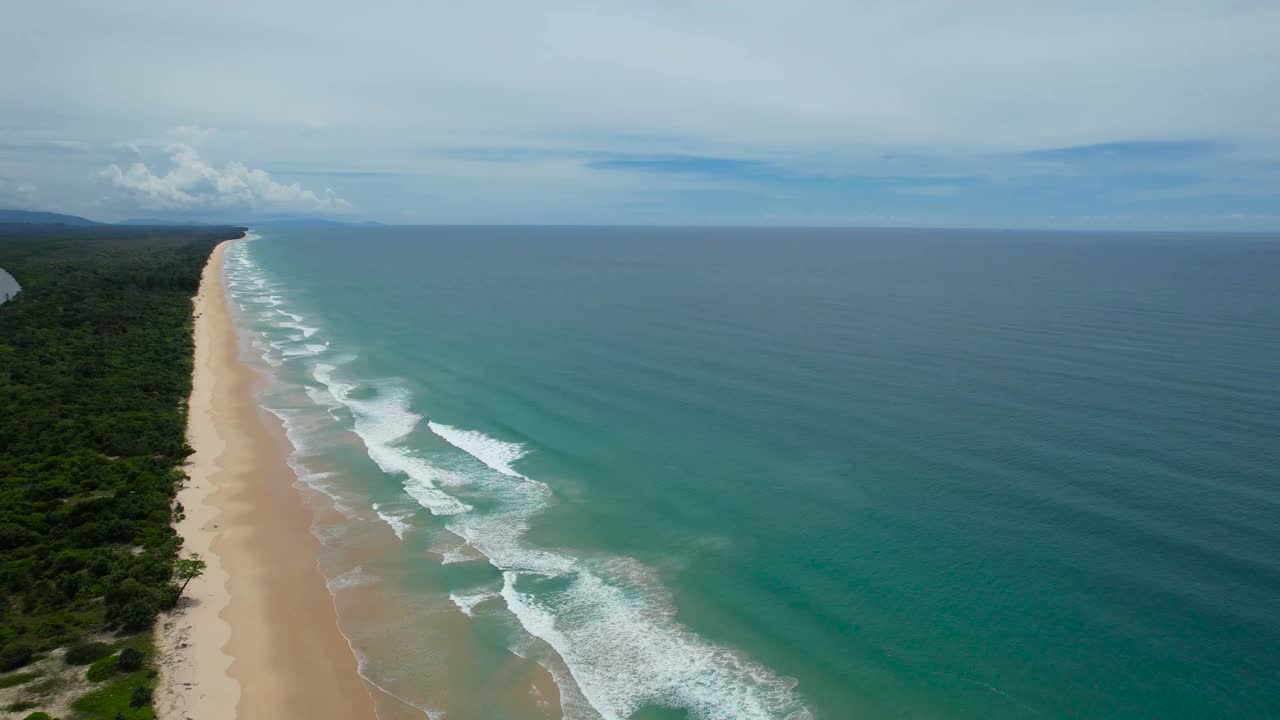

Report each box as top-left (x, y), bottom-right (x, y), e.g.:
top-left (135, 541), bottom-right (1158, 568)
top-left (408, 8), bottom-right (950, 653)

top-left (1, 1), bottom-right (1278, 230)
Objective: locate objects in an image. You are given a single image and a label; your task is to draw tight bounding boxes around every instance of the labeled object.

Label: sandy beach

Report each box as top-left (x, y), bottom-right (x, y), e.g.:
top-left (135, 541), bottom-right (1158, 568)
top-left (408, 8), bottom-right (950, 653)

top-left (155, 237), bottom-right (379, 720)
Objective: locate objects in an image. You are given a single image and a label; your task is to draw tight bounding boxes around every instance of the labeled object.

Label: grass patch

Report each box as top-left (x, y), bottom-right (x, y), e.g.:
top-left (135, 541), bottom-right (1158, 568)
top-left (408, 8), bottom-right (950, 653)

top-left (82, 632), bottom-right (153, 683)
top-left (71, 671), bottom-right (155, 720)
top-left (72, 632), bottom-right (157, 719)
top-left (110, 633), bottom-right (153, 656)
top-left (5, 699), bottom-right (38, 712)
top-left (66, 642), bottom-right (114, 666)
top-left (85, 654), bottom-right (118, 683)
top-left (0, 670), bottom-right (42, 689)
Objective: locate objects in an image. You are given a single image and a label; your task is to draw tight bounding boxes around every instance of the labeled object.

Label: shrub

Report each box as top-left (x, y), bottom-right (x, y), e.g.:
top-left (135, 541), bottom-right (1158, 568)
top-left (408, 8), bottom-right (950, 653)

top-left (158, 584), bottom-right (181, 610)
top-left (65, 642), bottom-right (112, 666)
top-left (34, 617), bottom-right (71, 641)
top-left (129, 684), bottom-right (152, 707)
top-left (116, 647), bottom-right (144, 672)
top-left (105, 579), bottom-right (161, 630)
top-left (22, 712), bottom-right (54, 720)
top-left (113, 596), bottom-right (160, 631)
top-left (0, 641), bottom-right (34, 671)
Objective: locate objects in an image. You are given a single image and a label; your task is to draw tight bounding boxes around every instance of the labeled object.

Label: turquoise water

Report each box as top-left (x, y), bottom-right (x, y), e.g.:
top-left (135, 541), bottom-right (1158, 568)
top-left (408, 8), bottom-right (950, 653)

top-left (225, 227), bottom-right (1280, 719)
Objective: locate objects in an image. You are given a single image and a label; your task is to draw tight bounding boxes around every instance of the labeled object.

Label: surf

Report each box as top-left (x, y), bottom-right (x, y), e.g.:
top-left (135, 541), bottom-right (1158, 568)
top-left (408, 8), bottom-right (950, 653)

top-left (225, 236), bottom-right (813, 720)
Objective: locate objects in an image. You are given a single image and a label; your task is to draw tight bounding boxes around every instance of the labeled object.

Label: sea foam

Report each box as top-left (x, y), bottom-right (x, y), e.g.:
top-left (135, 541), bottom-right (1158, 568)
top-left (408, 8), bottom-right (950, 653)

top-left (311, 365), bottom-right (472, 517)
top-left (327, 565), bottom-right (373, 592)
top-left (427, 422), bottom-right (527, 477)
top-left (449, 589), bottom-right (498, 617)
top-left (501, 567), bottom-right (812, 720)
top-left (429, 431), bottom-right (811, 720)
top-left (372, 502), bottom-right (413, 540)
top-left (228, 238), bottom-right (812, 720)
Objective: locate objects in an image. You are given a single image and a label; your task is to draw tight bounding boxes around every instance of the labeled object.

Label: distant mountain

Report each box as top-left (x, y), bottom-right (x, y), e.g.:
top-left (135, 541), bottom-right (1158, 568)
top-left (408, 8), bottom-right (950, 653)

top-left (2, 209), bottom-right (386, 228)
top-left (253, 216), bottom-right (386, 227)
top-left (121, 215), bottom-right (385, 228)
top-left (0, 209), bottom-right (104, 226)
top-left (119, 218), bottom-right (211, 226)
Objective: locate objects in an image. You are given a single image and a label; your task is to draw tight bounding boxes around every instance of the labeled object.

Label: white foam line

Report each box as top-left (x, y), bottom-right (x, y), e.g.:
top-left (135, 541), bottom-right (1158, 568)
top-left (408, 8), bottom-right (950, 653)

top-left (326, 565), bottom-right (373, 592)
top-left (439, 543), bottom-right (484, 565)
top-left (311, 365), bottom-right (472, 517)
top-left (449, 590), bottom-right (498, 618)
top-left (428, 427), bottom-right (811, 719)
top-left (372, 502), bottom-right (413, 540)
top-left (427, 422), bottom-right (528, 478)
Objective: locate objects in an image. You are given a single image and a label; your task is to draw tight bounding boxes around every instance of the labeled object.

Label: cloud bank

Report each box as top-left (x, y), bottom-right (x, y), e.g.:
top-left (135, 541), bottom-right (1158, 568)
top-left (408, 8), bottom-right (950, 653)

top-left (0, 1), bottom-right (1277, 228)
top-left (101, 143), bottom-right (351, 216)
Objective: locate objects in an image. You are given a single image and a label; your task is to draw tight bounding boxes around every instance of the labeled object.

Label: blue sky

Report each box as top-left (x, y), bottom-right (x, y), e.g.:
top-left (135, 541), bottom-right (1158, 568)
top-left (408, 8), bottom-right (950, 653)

top-left (1, 1), bottom-right (1277, 230)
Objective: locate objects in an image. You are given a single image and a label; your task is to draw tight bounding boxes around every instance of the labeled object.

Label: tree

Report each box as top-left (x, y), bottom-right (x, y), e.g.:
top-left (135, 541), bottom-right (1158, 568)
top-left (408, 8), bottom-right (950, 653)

top-left (0, 225), bottom-right (243, 656)
top-left (118, 599), bottom-right (159, 631)
top-left (173, 553), bottom-right (206, 595)
top-left (105, 579), bottom-right (160, 630)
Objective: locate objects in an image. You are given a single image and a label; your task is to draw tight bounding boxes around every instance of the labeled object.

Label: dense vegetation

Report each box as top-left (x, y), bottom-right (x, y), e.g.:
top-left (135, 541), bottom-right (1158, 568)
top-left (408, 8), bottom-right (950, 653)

top-left (0, 224), bottom-right (244, 717)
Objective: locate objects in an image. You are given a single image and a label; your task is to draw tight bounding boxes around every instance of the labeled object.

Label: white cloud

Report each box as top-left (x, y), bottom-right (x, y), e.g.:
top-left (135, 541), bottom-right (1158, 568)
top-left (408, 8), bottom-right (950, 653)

top-left (101, 143), bottom-right (352, 215)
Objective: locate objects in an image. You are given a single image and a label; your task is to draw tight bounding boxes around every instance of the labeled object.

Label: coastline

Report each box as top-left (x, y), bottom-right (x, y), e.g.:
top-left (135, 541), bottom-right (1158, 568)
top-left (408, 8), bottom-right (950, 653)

top-left (155, 236), bottom-right (379, 720)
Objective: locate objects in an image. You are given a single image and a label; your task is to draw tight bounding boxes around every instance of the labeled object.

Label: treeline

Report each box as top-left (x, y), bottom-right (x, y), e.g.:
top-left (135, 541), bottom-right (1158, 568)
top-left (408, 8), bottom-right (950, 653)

top-left (0, 225), bottom-right (243, 684)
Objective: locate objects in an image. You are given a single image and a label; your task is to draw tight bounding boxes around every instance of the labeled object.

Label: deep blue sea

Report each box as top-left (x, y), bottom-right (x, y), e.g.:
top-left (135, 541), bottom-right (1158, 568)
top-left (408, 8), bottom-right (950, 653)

top-left (223, 226), bottom-right (1280, 719)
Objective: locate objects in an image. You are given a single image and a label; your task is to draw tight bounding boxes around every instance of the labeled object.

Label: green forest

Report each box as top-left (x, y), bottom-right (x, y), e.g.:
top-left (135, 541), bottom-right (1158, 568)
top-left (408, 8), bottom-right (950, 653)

top-left (0, 224), bottom-right (244, 718)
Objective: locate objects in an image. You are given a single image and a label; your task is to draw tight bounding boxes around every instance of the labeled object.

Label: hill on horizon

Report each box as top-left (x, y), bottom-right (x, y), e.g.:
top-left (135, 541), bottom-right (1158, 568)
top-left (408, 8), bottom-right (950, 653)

top-left (0, 210), bottom-right (380, 228)
top-left (122, 215), bottom-right (384, 227)
top-left (0, 209), bottom-right (104, 226)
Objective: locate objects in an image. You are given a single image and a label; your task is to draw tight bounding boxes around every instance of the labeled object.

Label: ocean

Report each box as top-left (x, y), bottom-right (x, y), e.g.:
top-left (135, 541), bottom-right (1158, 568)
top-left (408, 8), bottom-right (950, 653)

top-left (222, 226), bottom-right (1280, 719)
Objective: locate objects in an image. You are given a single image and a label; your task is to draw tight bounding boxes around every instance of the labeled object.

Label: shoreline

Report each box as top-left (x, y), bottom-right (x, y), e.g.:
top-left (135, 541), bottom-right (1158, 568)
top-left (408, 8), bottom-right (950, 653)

top-left (155, 236), bottom-right (379, 720)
